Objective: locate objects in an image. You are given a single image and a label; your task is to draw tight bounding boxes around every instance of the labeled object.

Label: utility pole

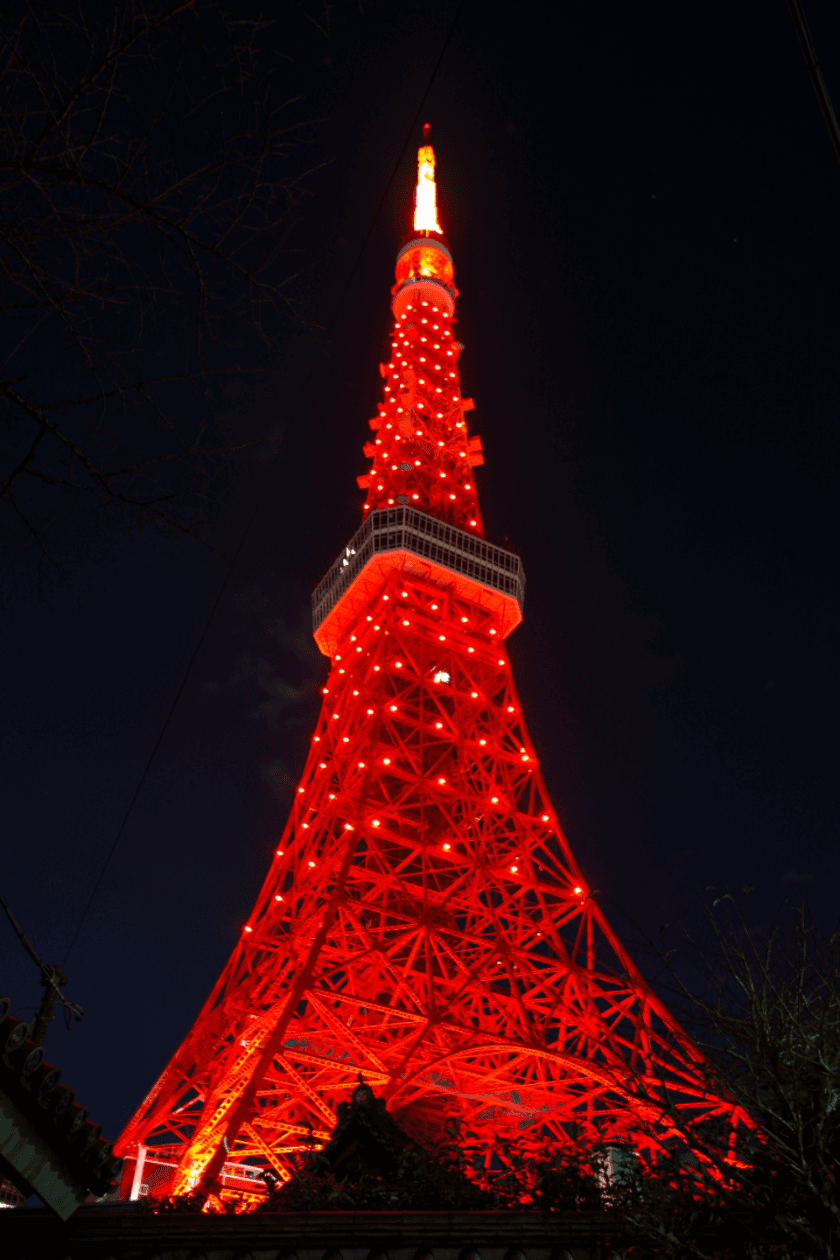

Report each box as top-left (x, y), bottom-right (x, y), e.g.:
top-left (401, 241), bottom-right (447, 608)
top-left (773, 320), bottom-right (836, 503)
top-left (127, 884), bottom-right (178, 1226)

top-left (1, 893), bottom-right (82, 1041)
top-left (31, 965), bottom-right (67, 1045)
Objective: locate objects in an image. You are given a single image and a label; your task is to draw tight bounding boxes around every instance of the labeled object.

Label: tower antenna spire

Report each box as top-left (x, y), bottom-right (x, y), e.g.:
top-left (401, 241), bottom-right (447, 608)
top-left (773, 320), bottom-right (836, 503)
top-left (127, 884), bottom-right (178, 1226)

top-left (414, 123), bottom-right (442, 234)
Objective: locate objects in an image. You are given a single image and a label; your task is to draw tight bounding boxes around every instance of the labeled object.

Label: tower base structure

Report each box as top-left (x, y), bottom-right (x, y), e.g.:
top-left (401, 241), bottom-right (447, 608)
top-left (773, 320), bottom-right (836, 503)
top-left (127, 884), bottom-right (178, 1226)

top-left (116, 545), bottom-right (735, 1200)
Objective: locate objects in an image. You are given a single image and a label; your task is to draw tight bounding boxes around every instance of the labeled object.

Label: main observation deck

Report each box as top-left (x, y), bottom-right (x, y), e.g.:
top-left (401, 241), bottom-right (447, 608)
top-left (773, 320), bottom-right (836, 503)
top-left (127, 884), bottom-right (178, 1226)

top-left (312, 506), bottom-right (525, 656)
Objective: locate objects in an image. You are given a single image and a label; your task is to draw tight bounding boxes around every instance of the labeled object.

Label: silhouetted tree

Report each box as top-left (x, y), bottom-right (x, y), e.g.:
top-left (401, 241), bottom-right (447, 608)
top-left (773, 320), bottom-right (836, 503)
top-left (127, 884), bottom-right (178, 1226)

top-left (615, 896), bottom-right (840, 1260)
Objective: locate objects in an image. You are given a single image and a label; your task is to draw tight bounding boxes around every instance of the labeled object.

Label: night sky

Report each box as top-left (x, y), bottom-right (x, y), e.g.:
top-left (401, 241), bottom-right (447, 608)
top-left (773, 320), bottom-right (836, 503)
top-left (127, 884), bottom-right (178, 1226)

top-left (2, 0), bottom-right (839, 1149)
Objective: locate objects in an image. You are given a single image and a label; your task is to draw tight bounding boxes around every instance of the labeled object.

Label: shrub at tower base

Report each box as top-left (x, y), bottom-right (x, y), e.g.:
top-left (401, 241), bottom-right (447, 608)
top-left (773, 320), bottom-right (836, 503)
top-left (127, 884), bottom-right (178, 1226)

top-left (262, 1099), bottom-right (609, 1214)
top-left (264, 1141), bottom-right (613, 1215)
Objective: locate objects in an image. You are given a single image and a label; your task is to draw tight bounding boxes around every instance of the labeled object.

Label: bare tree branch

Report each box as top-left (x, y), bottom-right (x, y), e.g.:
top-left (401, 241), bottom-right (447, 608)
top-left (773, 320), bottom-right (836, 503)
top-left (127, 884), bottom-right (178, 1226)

top-left (0, 0), bottom-right (318, 572)
top-left (611, 896), bottom-right (840, 1260)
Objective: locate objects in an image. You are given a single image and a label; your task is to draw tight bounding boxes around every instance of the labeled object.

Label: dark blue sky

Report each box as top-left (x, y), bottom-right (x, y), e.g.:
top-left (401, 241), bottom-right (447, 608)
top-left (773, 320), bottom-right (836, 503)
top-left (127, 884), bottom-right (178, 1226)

top-left (2, 0), bottom-right (839, 1147)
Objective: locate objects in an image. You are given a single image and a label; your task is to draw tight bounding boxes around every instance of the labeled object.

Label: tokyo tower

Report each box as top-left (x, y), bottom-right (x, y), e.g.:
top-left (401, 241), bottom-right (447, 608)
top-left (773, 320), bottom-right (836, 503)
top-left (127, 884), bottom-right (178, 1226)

top-left (116, 129), bottom-right (734, 1201)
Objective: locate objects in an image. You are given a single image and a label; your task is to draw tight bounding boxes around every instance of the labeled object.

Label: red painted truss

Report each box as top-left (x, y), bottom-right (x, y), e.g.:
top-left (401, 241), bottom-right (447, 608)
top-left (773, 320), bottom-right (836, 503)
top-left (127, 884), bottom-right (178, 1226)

top-left (116, 136), bottom-right (738, 1200)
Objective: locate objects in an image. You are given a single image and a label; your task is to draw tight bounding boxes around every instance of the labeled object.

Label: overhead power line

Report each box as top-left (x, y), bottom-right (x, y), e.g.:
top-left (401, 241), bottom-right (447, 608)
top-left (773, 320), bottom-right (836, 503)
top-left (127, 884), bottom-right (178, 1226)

top-left (785, 0), bottom-right (840, 167)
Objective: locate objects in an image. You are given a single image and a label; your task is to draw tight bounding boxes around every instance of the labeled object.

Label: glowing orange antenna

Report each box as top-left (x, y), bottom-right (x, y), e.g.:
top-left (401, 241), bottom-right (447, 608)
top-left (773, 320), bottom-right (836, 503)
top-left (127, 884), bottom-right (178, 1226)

top-left (413, 122), bottom-right (442, 234)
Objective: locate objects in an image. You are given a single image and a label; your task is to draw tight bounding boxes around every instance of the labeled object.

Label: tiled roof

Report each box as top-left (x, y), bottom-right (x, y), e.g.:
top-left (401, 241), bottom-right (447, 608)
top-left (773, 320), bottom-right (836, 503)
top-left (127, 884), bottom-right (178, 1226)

top-left (0, 1205), bottom-right (627, 1260)
top-left (0, 1000), bottom-right (123, 1219)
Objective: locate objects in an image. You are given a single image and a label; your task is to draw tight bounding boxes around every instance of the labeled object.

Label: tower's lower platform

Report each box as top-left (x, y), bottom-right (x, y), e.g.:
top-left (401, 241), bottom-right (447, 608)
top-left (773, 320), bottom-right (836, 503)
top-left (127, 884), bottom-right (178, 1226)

top-left (312, 506), bottom-right (525, 656)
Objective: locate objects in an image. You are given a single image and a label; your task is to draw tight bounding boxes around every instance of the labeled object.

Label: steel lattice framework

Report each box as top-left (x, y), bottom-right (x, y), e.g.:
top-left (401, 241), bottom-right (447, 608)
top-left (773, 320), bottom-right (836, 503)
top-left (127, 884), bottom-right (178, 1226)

top-left (116, 133), bottom-right (737, 1201)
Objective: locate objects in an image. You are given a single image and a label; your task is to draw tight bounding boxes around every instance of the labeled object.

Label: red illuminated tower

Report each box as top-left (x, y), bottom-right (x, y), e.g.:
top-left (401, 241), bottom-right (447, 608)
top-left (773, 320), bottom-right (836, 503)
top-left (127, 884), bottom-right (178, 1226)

top-left (116, 133), bottom-right (735, 1202)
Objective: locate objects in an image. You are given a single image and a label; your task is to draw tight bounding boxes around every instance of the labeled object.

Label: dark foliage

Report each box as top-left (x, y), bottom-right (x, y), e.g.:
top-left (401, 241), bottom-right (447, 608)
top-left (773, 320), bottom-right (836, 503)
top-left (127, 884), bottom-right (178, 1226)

top-left (264, 1115), bottom-right (607, 1213)
top-left (266, 1143), bottom-right (496, 1212)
